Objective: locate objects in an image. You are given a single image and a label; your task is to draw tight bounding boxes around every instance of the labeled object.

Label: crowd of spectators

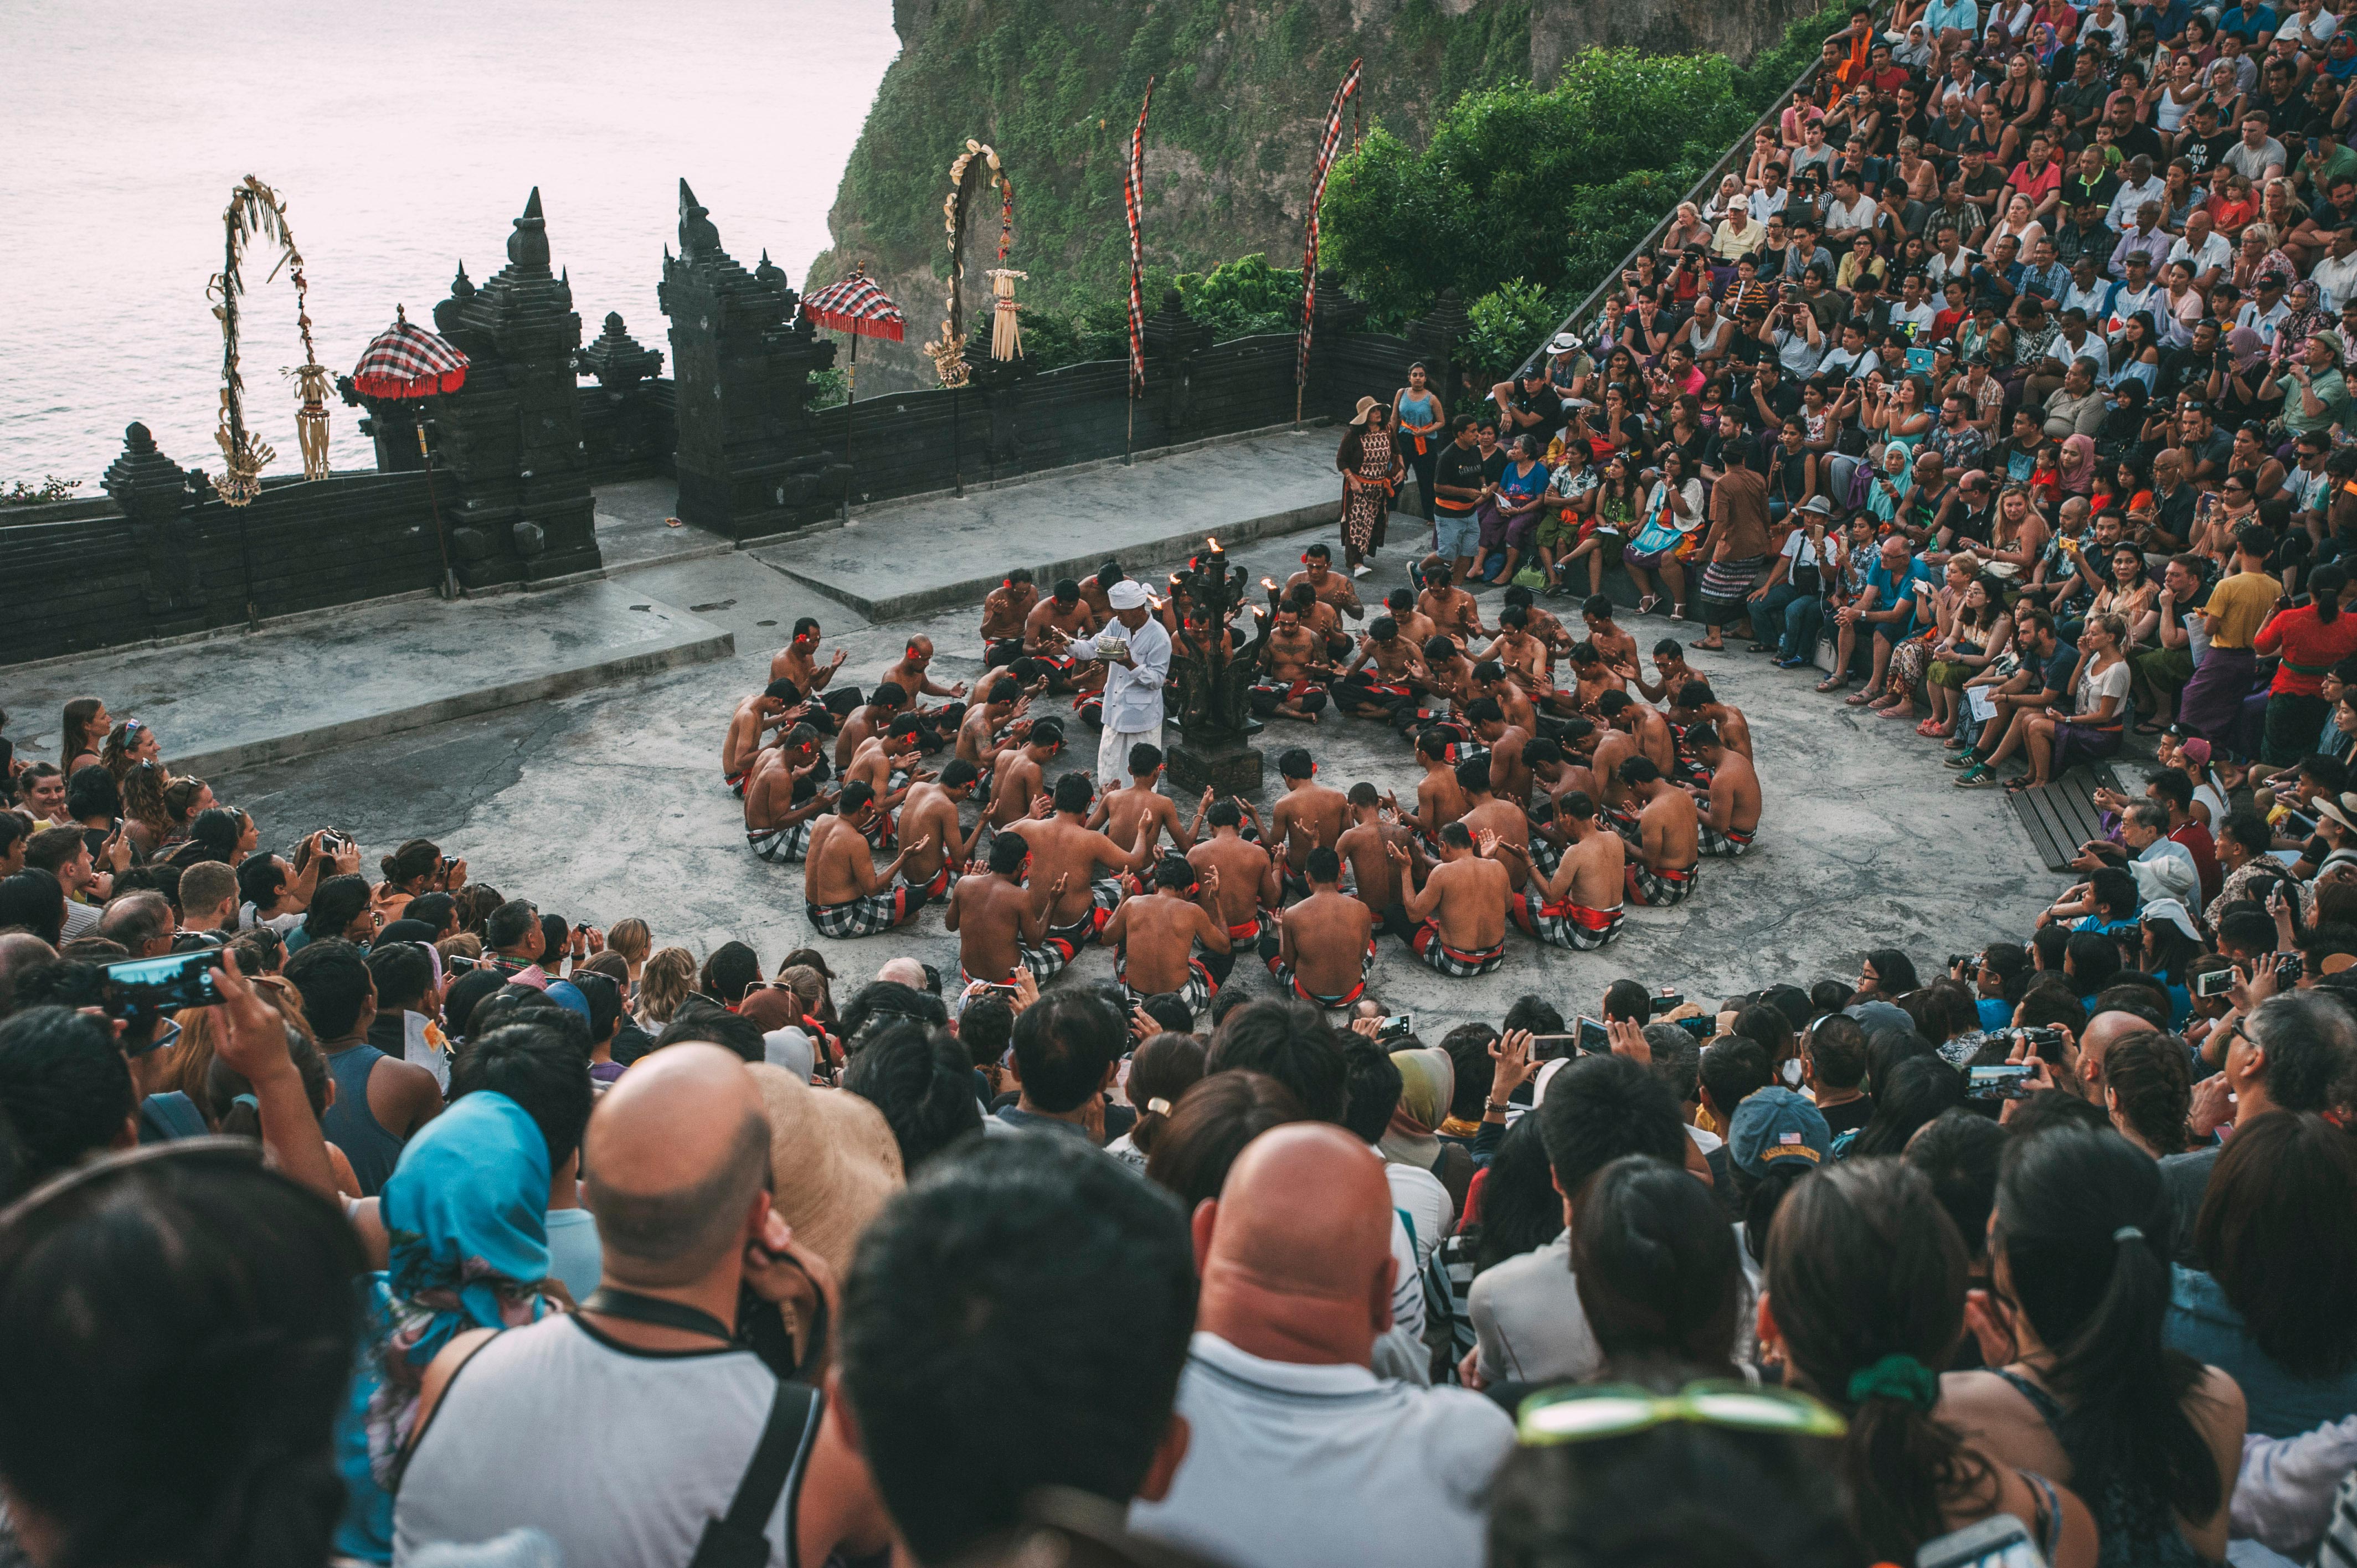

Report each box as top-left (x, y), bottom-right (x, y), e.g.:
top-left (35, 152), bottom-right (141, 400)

top-left (1472, 0), bottom-right (2357, 796)
top-left (9, 3), bottom-right (2357, 1567)
top-left (2, 670), bottom-right (2356, 1568)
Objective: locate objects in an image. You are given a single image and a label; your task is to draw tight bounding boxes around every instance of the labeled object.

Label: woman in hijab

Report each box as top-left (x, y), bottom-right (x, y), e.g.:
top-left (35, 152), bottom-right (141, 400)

top-left (1383, 1046), bottom-right (1475, 1213)
top-left (2055, 432), bottom-right (2097, 498)
top-left (2279, 279), bottom-right (2334, 364)
top-left (1865, 439), bottom-right (1915, 530)
top-left (336, 1090), bottom-right (564, 1561)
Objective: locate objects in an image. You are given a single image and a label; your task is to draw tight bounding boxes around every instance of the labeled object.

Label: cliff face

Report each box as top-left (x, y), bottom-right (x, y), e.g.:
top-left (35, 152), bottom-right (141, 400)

top-left (814, 0), bottom-right (1818, 388)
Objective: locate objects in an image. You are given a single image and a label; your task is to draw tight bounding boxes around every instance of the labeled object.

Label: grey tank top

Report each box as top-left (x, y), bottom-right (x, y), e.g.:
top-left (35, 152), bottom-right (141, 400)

top-left (393, 1314), bottom-right (812, 1568)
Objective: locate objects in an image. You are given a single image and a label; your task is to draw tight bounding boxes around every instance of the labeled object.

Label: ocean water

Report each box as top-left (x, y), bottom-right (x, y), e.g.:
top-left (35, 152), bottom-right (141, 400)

top-left (0, 0), bottom-right (898, 487)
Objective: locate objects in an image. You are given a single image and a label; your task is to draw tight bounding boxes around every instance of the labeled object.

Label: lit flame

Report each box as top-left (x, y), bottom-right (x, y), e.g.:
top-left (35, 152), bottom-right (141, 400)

top-left (1260, 576), bottom-right (1278, 589)
top-left (1206, 535), bottom-right (1220, 551)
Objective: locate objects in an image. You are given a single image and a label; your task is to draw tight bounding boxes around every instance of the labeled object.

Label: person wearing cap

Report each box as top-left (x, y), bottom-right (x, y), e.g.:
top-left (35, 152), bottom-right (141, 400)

top-left (1335, 395), bottom-right (1404, 575)
top-left (2071, 798), bottom-right (2202, 904)
top-left (2260, 324), bottom-right (2356, 434)
top-left (1726, 1085), bottom-right (1831, 1192)
top-left (1053, 579), bottom-right (1173, 792)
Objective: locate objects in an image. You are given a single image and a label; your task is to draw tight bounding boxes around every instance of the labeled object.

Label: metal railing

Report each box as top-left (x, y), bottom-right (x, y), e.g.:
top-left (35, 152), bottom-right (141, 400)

top-left (1529, 7), bottom-right (1874, 364)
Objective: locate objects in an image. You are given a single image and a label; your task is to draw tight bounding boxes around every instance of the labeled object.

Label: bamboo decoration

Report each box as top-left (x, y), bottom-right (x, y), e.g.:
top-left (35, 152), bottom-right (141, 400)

top-left (932, 139), bottom-right (1019, 386)
top-left (987, 268), bottom-right (1027, 362)
top-left (207, 174), bottom-right (332, 504)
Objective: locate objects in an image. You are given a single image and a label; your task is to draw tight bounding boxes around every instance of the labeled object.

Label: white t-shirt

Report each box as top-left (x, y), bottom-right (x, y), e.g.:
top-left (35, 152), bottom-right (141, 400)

top-left (1827, 193), bottom-right (1879, 232)
top-left (1383, 1157), bottom-right (1455, 1269)
top-left (2075, 654), bottom-right (2130, 720)
top-left (1129, 1332), bottom-right (1515, 1568)
top-left (543, 1208), bottom-right (602, 1302)
top-left (239, 902), bottom-right (305, 936)
top-left (1888, 299), bottom-right (1941, 337)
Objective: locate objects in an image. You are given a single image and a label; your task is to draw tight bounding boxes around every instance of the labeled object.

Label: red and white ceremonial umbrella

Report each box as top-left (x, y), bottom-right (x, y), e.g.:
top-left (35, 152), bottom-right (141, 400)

top-left (351, 306), bottom-right (471, 595)
top-left (351, 305), bottom-right (470, 399)
top-left (801, 267), bottom-right (905, 520)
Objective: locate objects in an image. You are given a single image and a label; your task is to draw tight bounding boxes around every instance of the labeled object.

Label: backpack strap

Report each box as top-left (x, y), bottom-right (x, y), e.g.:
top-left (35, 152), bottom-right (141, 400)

top-left (686, 1379), bottom-right (824, 1568)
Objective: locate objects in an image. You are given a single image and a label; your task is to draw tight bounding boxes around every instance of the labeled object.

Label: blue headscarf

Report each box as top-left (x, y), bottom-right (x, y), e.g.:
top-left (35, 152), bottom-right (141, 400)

top-left (359, 1090), bottom-right (558, 1484)
top-left (1866, 440), bottom-right (1915, 527)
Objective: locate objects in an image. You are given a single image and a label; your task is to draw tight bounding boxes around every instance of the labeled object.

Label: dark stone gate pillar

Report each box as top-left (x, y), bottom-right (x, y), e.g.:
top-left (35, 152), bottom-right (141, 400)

top-left (428, 189), bottom-right (601, 587)
top-left (658, 182), bottom-right (843, 540)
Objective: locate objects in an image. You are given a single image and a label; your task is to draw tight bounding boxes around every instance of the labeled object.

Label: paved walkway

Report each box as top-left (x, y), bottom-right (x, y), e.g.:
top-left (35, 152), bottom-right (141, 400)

top-left (748, 429), bottom-right (1396, 620)
top-left (6, 580), bottom-right (732, 777)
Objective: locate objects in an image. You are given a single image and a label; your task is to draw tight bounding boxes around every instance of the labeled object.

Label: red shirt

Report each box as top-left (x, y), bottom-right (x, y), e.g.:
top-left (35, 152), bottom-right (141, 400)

top-left (2255, 603), bottom-right (2357, 695)
top-left (2171, 821), bottom-right (2223, 906)
top-left (2008, 158), bottom-right (2063, 205)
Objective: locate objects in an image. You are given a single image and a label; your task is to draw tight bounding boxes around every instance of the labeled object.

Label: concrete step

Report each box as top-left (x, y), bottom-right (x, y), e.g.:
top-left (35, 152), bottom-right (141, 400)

top-left (744, 429), bottom-right (1375, 621)
top-left (6, 579), bottom-right (734, 778)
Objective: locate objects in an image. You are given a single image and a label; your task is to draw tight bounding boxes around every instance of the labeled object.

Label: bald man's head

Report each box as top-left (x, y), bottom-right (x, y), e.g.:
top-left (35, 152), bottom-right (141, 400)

top-left (2077, 1009), bottom-right (2152, 1095)
top-left (876, 957), bottom-right (928, 990)
top-left (1197, 1125), bottom-right (1393, 1361)
top-left (0, 932), bottom-right (59, 1018)
top-left (585, 1043), bottom-right (770, 1286)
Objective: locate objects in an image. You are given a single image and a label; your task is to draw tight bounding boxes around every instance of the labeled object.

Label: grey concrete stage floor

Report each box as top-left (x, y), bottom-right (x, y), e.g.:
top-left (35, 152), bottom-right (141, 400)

top-left (136, 515), bottom-right (2069, 1039)
top-left (4, 581), bottom-right (733, 778)
top-left (748, 427), bottom-right (1350, 621)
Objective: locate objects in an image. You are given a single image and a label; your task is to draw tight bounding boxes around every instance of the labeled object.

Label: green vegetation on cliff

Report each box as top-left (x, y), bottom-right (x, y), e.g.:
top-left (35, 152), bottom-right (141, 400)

top-left (819, 0), bottom-right (1535, 321)
top-left (1322, 2), bottom-right (1849, 348)
top-left (817, 0), bottom-right (1847, 382)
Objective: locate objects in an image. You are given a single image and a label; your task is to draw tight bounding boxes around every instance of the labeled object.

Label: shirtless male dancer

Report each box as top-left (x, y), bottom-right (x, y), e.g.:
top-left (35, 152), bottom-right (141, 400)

top-left (1187, 798), bottom-right (1280, 983)
top-left (1334, 783), bottom-right (1422, 941)
top-left (1103, 856), bottom-right (1231, 1019)
top-left (1331, 615), bottom-right (1428, 725)
top-left (977, 718), bottom-right (1063, 857)
top-left (771, 618), bottom-right (858, 727)
top-left (1416, 560), bottom-right (1486, 649)
top-left (897, 758), bottom-right (979, 902)
top-left (980, 567), bottom-right (1038, 666)
top-left (1619, 756), bottom-right (1701, 907)
top-left (1088, 744), bottom-right (1205, 854)
top-left (723, 681), bottom-right (804, 796)
top-left (1392, 823), bottom-right (1510, 977)
top-left (1499, 791), bottom-right (1626, 950)
top-left (946, 831), bottom-right (1072, 987)
top-left (1688, 724), bottom-right (1762, 857)
top-left (1269, 748), bottom-right (1350, 902)
top-left (744, 723), bottom-right (832, 864)
top-left (802, 781), bottom-right (932, 938)
top-left (1024, 771), bottom-right (1154, 954)
top-left (1022, 580), bottom-right (1102, 694)
top-left (1252, 600), bottom-right (1333, 724)
top-left (1453, 756), bottom-right (1533, 894)
top-left (1265, 847), bottom-right (1378, 1009)
top-left (874, 636), bottom-right (970, 752)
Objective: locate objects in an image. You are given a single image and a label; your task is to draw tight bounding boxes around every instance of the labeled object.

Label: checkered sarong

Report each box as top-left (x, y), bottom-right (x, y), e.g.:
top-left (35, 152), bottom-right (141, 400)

top-left (1117, 952), bottom-right (1215, 1016)
top-left (860, 811), bottom-right (896, 849)
top-left (1267, 936), bottom-right (1377, 1007)
top-left (725, 769), bottom-right (749, 798)
top-left (1603, 804), bottom-right (1642, 846)
top-left (1699, 825), bottom-right (1755, 858)
top-left (1409, 921), bottom-right (1505, 977)
top-left (905, 863), bottom-right (959, 904)
top-left (748, 823), bottom-right (812, 864)
top-left (1514, 892), bottom-right (1624, 950)
top-left (1625, 861), bottom-right (1698, 907)
top-left (1045, 880), bottom-right (1123, 953)
top-left (960, 937), bottom-right (1073, 992)
top-left (805, 886), bottom-right (915, 938)
top-left (1527, 835), bottom-right (1563, 878)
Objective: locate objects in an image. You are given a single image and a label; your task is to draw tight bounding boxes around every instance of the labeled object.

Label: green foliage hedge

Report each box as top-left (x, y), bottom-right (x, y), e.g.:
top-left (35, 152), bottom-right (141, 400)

top-left (1321, 2), bottom-right (1852, 324)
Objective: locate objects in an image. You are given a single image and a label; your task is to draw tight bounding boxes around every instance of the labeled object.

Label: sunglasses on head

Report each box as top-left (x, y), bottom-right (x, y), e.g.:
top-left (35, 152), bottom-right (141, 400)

top-left (1516, 1380), bottom-right (1847, 1447)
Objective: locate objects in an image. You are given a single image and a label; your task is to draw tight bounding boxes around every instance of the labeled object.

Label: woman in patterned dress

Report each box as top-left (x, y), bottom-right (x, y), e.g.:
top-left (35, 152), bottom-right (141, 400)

top-left (1336, 395), bottom-right (1404, 577)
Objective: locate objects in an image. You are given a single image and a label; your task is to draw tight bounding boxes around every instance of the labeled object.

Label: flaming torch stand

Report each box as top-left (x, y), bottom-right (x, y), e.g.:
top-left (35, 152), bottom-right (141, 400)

top-left (1163, 536), bottom-right (1274, 797)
